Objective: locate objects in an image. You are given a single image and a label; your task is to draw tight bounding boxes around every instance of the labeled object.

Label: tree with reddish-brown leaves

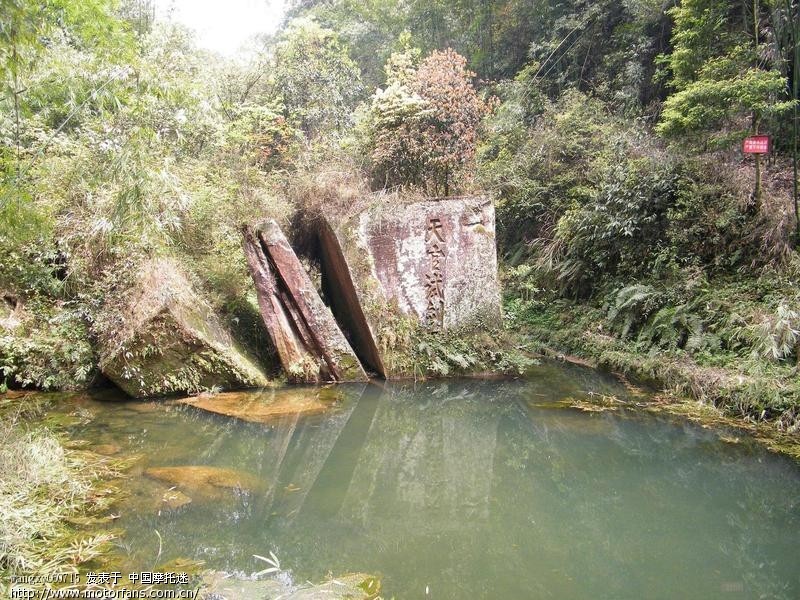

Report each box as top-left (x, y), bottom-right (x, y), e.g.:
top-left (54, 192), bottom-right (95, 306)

top-left (367, 48), bottom-right (493, 196)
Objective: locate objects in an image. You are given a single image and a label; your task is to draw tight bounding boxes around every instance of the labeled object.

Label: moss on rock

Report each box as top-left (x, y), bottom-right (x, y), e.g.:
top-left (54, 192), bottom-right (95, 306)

top-left (98, 259), bottom-right (269, 398)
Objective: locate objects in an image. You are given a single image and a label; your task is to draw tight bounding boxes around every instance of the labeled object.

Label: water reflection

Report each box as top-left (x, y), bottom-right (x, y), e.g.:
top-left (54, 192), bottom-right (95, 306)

top-left (61, 362), bottom-right (800, 599)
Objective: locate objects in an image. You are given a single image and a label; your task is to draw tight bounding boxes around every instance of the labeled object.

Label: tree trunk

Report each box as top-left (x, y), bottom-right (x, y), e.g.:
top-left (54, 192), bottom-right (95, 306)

top-left (750, 1), bottom-right (763, 214)
top-left (791, 0), bottom-right (800, 245)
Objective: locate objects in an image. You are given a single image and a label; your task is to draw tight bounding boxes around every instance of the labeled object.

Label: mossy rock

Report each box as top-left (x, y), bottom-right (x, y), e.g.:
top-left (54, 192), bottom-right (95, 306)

top-left (98, 258), bottom-right (270, 398)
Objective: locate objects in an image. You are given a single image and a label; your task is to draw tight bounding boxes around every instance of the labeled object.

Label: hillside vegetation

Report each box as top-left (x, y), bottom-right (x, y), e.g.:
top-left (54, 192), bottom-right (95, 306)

top-left (1, 0), bottom-right (799, 434)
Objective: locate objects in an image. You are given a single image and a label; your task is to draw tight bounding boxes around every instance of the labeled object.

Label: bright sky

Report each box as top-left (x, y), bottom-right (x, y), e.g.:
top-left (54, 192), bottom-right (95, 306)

top-left (157, 0), bottom-right (288, 56)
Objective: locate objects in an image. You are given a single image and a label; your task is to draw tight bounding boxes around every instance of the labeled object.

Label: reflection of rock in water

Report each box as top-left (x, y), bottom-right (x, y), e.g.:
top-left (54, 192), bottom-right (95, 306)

top-left (259, 383), bottom-right (368, 522)
top-left (177, 388), bottom-right (338, 424)
top-left (442, 413), bottom-right (497, 520)
top-left (334, 382), bottom-right (502, 527)
top-left (70, 377), bottom-right (800, 600)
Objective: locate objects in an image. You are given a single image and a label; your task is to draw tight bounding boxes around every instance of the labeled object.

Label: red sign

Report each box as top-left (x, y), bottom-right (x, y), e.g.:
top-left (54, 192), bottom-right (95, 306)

top-left (743, 135), bottom-right (770, 154)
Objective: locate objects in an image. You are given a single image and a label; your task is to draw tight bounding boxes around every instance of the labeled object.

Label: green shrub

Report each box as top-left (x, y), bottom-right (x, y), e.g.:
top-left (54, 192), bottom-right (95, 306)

top-left (483, 86), bottom-right (789, 300)
top-left (0, 302), bottom-right (96, 390)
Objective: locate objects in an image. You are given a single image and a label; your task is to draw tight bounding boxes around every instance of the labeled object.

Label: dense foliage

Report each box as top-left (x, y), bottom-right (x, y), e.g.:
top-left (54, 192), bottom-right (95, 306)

top-left (366, 47), bottom-right (492, 195)
top-left (272, 17), bottom-right (363, 136)
top-left (1, 0), bottom-right (799, 434)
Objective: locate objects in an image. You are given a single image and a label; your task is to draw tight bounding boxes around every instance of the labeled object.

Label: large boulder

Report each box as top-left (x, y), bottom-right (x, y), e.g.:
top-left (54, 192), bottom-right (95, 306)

top-left (98, 259), bottom-right (269, 398)
top-left (319, 196), bottom-right (502, 377)
top-left (242, 220), bottom-right (366, 383)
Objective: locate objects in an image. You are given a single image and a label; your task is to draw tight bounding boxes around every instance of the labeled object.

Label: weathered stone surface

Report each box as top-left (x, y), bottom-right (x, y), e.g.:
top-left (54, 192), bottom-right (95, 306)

top-left (242, 220), bottom-right (366, 384)
top-left (99, 258), bottom-right (269, 398)
top-left (320, 196), bottom-right (501, 377)
top-left (177, 387), bottom-right (342, 424)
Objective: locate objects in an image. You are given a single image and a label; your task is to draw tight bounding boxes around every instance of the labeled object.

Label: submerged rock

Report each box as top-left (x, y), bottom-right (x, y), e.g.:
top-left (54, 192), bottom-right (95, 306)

top-left (143, 465), bottom-right (262, 498)
top-left (242, 221), bottom-right (366, 384)
top-left (98, 258), bottom-right (269, 398)
top-left (320, 196), bottom-right (502, 377)
top-left (160, 488), bottom-right (192, 511)
top-left (91, 443), bottom-right (121, 456)
top-left (178, 388), bottom-right (339, 424)
top-left (117, 477), bottom-right (194, 515)
top-left (200, 571), bottom-right (379, 600)
top-left (126, 400), bottom-right (163, 413)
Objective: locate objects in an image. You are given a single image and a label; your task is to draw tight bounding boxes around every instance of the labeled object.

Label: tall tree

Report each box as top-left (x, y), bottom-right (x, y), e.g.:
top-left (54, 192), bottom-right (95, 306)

top-left (272, 17), bottom-right (363, 136)
top-left (367, 48), bottom-right (493, 195)
top-left (656, 0), bottom-right (792, 210)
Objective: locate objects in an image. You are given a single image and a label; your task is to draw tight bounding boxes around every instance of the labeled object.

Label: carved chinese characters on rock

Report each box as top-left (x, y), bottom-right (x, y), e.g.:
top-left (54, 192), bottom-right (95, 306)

top-left (425, 217), bottom-right (445, 329)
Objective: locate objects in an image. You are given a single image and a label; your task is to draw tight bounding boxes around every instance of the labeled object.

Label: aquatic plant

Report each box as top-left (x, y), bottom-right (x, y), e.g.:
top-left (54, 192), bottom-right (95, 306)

top-left (253, 550), bottom-right (281, 578)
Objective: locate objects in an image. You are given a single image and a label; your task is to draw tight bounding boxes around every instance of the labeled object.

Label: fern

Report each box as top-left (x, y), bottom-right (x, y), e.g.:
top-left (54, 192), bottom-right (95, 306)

top-left (751, 304), bottom-right (800, 362)
top-left (607, 284), bottom-right (662, 338)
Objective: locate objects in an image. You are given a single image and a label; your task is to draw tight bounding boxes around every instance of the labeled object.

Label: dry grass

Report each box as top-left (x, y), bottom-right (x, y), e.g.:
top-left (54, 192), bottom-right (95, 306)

top-left (281, 156), bottom-right (430, 259)
top-left (0, 404), bottom-right (119, 586)
top-left (729, 156), bottom-right (798, 266)
top-left (284, 157), bottom-right (433, 220)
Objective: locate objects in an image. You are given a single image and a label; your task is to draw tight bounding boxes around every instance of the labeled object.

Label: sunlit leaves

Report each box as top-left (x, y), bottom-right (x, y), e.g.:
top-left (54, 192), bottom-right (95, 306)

top-left (658, 62), bottom-right (791, 143)
top-left (656, 0), bottom-right (791, 145)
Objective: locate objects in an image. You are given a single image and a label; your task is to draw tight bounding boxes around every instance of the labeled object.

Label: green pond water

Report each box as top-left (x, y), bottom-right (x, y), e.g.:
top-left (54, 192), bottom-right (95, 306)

top-left (58, 362), bottom-right (800, 599)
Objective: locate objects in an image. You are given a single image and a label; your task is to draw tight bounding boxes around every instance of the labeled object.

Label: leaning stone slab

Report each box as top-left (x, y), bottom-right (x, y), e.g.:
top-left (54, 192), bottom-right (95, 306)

top-left (98, 258), bottom-right (269, 398)
top-left (320, 195), bottom-right (502, 377)
top-left (242, 220), bottom-right (367, 383)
